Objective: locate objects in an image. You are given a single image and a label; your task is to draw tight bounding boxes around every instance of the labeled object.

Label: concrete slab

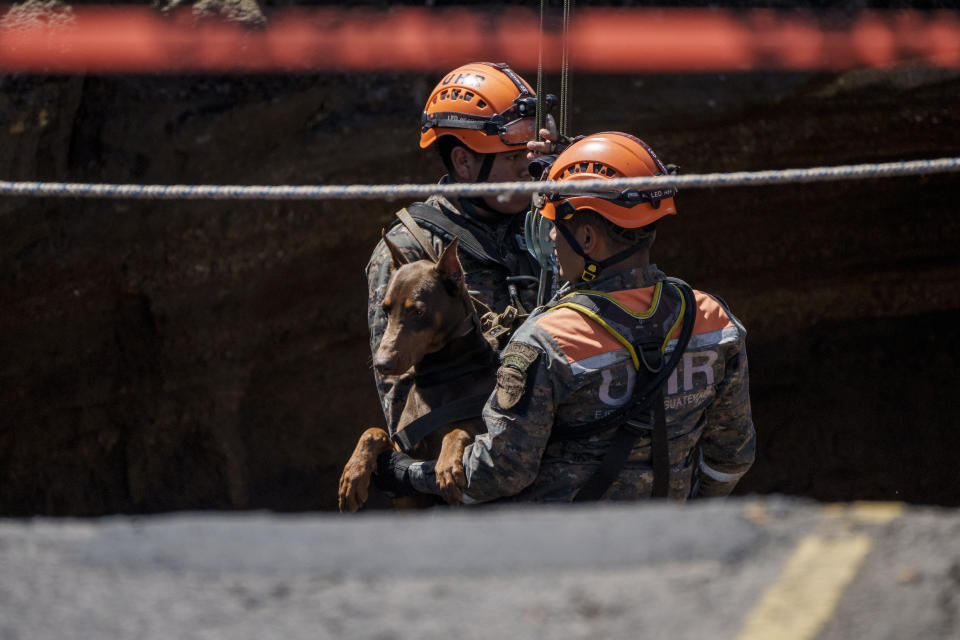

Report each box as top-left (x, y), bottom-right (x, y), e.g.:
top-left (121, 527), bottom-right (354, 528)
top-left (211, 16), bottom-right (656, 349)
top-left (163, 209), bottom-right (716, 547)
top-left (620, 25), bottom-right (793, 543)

top-left (1, 497), bottom-right (957, 640)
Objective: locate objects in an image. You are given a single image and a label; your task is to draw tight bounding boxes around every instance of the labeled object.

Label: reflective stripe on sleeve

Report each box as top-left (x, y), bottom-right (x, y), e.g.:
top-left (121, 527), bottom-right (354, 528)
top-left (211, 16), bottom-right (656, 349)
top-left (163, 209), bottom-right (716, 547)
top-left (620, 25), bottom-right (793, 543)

top-left (408, 461), bottom-right (435, 495)
top-left (700, 450), bottom-right (746, 483)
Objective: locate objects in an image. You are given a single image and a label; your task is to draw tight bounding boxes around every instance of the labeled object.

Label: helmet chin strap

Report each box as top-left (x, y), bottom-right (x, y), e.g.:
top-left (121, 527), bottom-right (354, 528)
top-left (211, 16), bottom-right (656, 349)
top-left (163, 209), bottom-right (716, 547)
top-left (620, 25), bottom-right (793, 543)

top-left (475, 152), bottom-right (496, 183)
top-left (554, 220), bottom-right (643, 282)
top-left (466, 152), bottom-right (526, 217)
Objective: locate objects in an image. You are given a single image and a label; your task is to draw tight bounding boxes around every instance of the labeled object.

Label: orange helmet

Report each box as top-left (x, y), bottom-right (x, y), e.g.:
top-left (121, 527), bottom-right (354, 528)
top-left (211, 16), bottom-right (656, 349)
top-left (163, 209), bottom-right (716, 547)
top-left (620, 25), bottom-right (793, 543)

top-left (420, 62), bottom-right (552, 154)
top-left (538, 132), bottom-right (677, 228)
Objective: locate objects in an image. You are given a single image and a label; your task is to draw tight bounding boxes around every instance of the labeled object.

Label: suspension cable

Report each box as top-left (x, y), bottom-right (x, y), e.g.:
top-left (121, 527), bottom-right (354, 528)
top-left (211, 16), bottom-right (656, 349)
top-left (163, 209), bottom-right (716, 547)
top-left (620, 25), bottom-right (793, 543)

top-left (560, 0), bottom-right (575, 137)
top-left (2, 158), bottom-right (958, 202)
top-left (535, 0), bottom-right (546, 141)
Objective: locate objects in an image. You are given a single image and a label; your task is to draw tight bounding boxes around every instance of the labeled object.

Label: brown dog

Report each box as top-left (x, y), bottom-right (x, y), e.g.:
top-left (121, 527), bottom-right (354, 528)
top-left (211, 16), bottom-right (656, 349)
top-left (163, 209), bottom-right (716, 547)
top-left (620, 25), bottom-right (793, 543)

top-left (338, 236), bottom-right (497, 511)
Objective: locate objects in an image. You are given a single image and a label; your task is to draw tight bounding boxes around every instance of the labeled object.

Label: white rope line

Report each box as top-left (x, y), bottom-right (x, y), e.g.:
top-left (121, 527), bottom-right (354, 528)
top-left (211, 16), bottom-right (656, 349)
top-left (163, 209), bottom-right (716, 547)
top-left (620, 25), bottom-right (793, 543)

top-left (1, 157), bottom-right (958, 201)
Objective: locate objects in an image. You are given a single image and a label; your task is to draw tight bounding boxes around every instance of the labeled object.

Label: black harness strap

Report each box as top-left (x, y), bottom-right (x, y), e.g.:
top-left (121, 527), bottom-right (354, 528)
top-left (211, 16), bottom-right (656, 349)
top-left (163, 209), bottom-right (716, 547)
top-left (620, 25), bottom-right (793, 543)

top-left (391, 392), bottom-right (491, 452)
top-left (650, 386), bottom-right (670, 497)
top-left (550, 281), bottom-right (681, 442)
top-left (414, 361), bottom-right (493, 389)
top-left (399, 202), bottom-right (504, 267)
top-left (571, 278), bottom-right (698, 501)
top-left (574, 417), bottom-right (644, 502)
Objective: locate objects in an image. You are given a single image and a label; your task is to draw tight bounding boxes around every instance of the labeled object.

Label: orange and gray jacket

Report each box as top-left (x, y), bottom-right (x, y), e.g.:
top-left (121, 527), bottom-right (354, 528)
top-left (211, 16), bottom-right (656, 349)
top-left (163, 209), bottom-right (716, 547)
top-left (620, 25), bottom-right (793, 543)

top-left (409, 264), bottom-right (756, 502)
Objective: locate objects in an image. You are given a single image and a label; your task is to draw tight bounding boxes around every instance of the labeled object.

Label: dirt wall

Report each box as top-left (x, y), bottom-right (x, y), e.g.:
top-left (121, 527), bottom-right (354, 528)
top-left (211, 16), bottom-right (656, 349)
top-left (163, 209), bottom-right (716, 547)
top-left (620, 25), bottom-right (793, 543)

top-left (1, 20), bottom-right (959, 514)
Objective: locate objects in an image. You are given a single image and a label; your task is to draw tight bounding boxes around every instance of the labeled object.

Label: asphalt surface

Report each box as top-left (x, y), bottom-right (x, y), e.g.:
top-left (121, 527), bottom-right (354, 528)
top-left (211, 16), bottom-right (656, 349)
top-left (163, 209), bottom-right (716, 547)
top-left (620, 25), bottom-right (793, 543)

top-left (1, 497), bottom-right (958, 640)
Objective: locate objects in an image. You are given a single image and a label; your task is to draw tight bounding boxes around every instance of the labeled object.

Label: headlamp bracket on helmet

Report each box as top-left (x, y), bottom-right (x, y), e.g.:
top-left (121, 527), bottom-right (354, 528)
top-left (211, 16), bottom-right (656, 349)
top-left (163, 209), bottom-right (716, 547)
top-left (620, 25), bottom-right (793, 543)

top-left (421, 93), bottom-right (557, 146)
top-left (543, 186), bottom-right (678, 214)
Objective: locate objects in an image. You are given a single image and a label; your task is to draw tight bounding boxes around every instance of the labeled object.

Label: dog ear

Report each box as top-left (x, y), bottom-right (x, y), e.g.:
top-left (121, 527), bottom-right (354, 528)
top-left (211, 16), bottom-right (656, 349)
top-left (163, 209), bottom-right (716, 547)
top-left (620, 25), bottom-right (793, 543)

top-left (435, 236), bottom-right (464, 290)
top-left (382, 229), bottom-right (409, 268)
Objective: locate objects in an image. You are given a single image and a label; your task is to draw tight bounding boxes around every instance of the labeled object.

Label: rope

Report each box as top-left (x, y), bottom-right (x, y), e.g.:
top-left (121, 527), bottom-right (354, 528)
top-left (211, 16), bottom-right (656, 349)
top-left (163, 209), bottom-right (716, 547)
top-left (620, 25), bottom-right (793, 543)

top-left (535, 0), bottom-right (545, 141)
top-left (560, 0), bottom-right (575, 138)
top-left (1, 158), bottom-right (958, 201)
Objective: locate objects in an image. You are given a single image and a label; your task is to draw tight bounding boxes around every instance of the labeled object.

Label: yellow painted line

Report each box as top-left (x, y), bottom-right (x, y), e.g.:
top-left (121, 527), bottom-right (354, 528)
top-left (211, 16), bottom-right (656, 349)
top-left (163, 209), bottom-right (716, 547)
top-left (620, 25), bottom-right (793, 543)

top-left (737, 502), bottom-right (905, 640)
top-left (735, 534), bottom-right (874, 640)
top-left (832, 501), bottom-right (905, 525)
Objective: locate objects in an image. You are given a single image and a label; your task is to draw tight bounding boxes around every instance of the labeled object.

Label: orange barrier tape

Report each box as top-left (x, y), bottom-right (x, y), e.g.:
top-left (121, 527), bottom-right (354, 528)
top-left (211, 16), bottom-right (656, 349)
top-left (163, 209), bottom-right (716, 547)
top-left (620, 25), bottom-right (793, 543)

top-left (0, 6), bottom-right (957, 73)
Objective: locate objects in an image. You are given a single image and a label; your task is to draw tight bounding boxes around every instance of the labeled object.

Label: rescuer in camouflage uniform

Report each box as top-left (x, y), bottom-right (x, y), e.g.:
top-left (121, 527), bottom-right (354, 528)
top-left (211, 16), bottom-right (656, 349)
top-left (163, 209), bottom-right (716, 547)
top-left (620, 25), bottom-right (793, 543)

top-left (378, 132), bottom-right (756, 501)
top-left (367, 62), bottom-right (553, 433)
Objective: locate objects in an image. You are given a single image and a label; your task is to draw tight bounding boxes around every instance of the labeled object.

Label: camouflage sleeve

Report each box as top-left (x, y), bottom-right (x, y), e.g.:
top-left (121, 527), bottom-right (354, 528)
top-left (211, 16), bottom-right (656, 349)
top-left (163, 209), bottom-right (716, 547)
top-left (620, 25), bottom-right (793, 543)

top-left (458, 339), bottom-right (564, 503)
top-left (696, 342), bottom-right (756, 497)
top-left (365, 227), bottom-right (429, 433)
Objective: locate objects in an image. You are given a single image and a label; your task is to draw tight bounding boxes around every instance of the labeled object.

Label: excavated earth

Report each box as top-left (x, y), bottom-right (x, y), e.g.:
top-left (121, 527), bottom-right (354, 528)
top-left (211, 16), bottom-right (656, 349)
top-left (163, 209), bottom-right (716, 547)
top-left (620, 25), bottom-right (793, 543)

top-left (1, 4), bottom-right (959, 515)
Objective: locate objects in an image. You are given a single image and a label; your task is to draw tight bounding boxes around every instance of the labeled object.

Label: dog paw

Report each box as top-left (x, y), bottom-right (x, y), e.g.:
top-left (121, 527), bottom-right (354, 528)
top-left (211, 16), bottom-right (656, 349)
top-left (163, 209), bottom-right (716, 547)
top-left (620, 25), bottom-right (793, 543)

top-left (435, 459), bottom-right (466, 505)
top-left (339, 428), bottom-right (393, 512)
top-left (338, 461), bottom-right (373, 512)
top-left (436, 428), bottom-right (471, 505)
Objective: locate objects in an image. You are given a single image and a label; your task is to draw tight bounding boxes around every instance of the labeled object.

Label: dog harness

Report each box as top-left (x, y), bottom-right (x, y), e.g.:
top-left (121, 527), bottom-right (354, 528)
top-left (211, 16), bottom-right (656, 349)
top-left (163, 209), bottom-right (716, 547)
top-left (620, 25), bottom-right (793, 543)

top-left (392, 326), bottom-right (496, 453)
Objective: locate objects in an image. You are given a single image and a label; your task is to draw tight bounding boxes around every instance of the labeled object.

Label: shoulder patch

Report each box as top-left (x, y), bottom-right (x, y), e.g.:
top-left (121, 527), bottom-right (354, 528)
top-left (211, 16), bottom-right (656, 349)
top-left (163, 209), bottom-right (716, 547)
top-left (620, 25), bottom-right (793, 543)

top-left (501, 342), bottom-right (538, 372)
top-left (495, 343), bottom-right (539, 411)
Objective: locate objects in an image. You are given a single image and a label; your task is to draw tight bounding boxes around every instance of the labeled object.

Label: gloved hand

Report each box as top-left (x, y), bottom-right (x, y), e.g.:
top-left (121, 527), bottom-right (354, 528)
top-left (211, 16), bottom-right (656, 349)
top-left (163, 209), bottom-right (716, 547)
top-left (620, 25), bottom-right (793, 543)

top-left (373, 451), bottom-right (418, 497)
